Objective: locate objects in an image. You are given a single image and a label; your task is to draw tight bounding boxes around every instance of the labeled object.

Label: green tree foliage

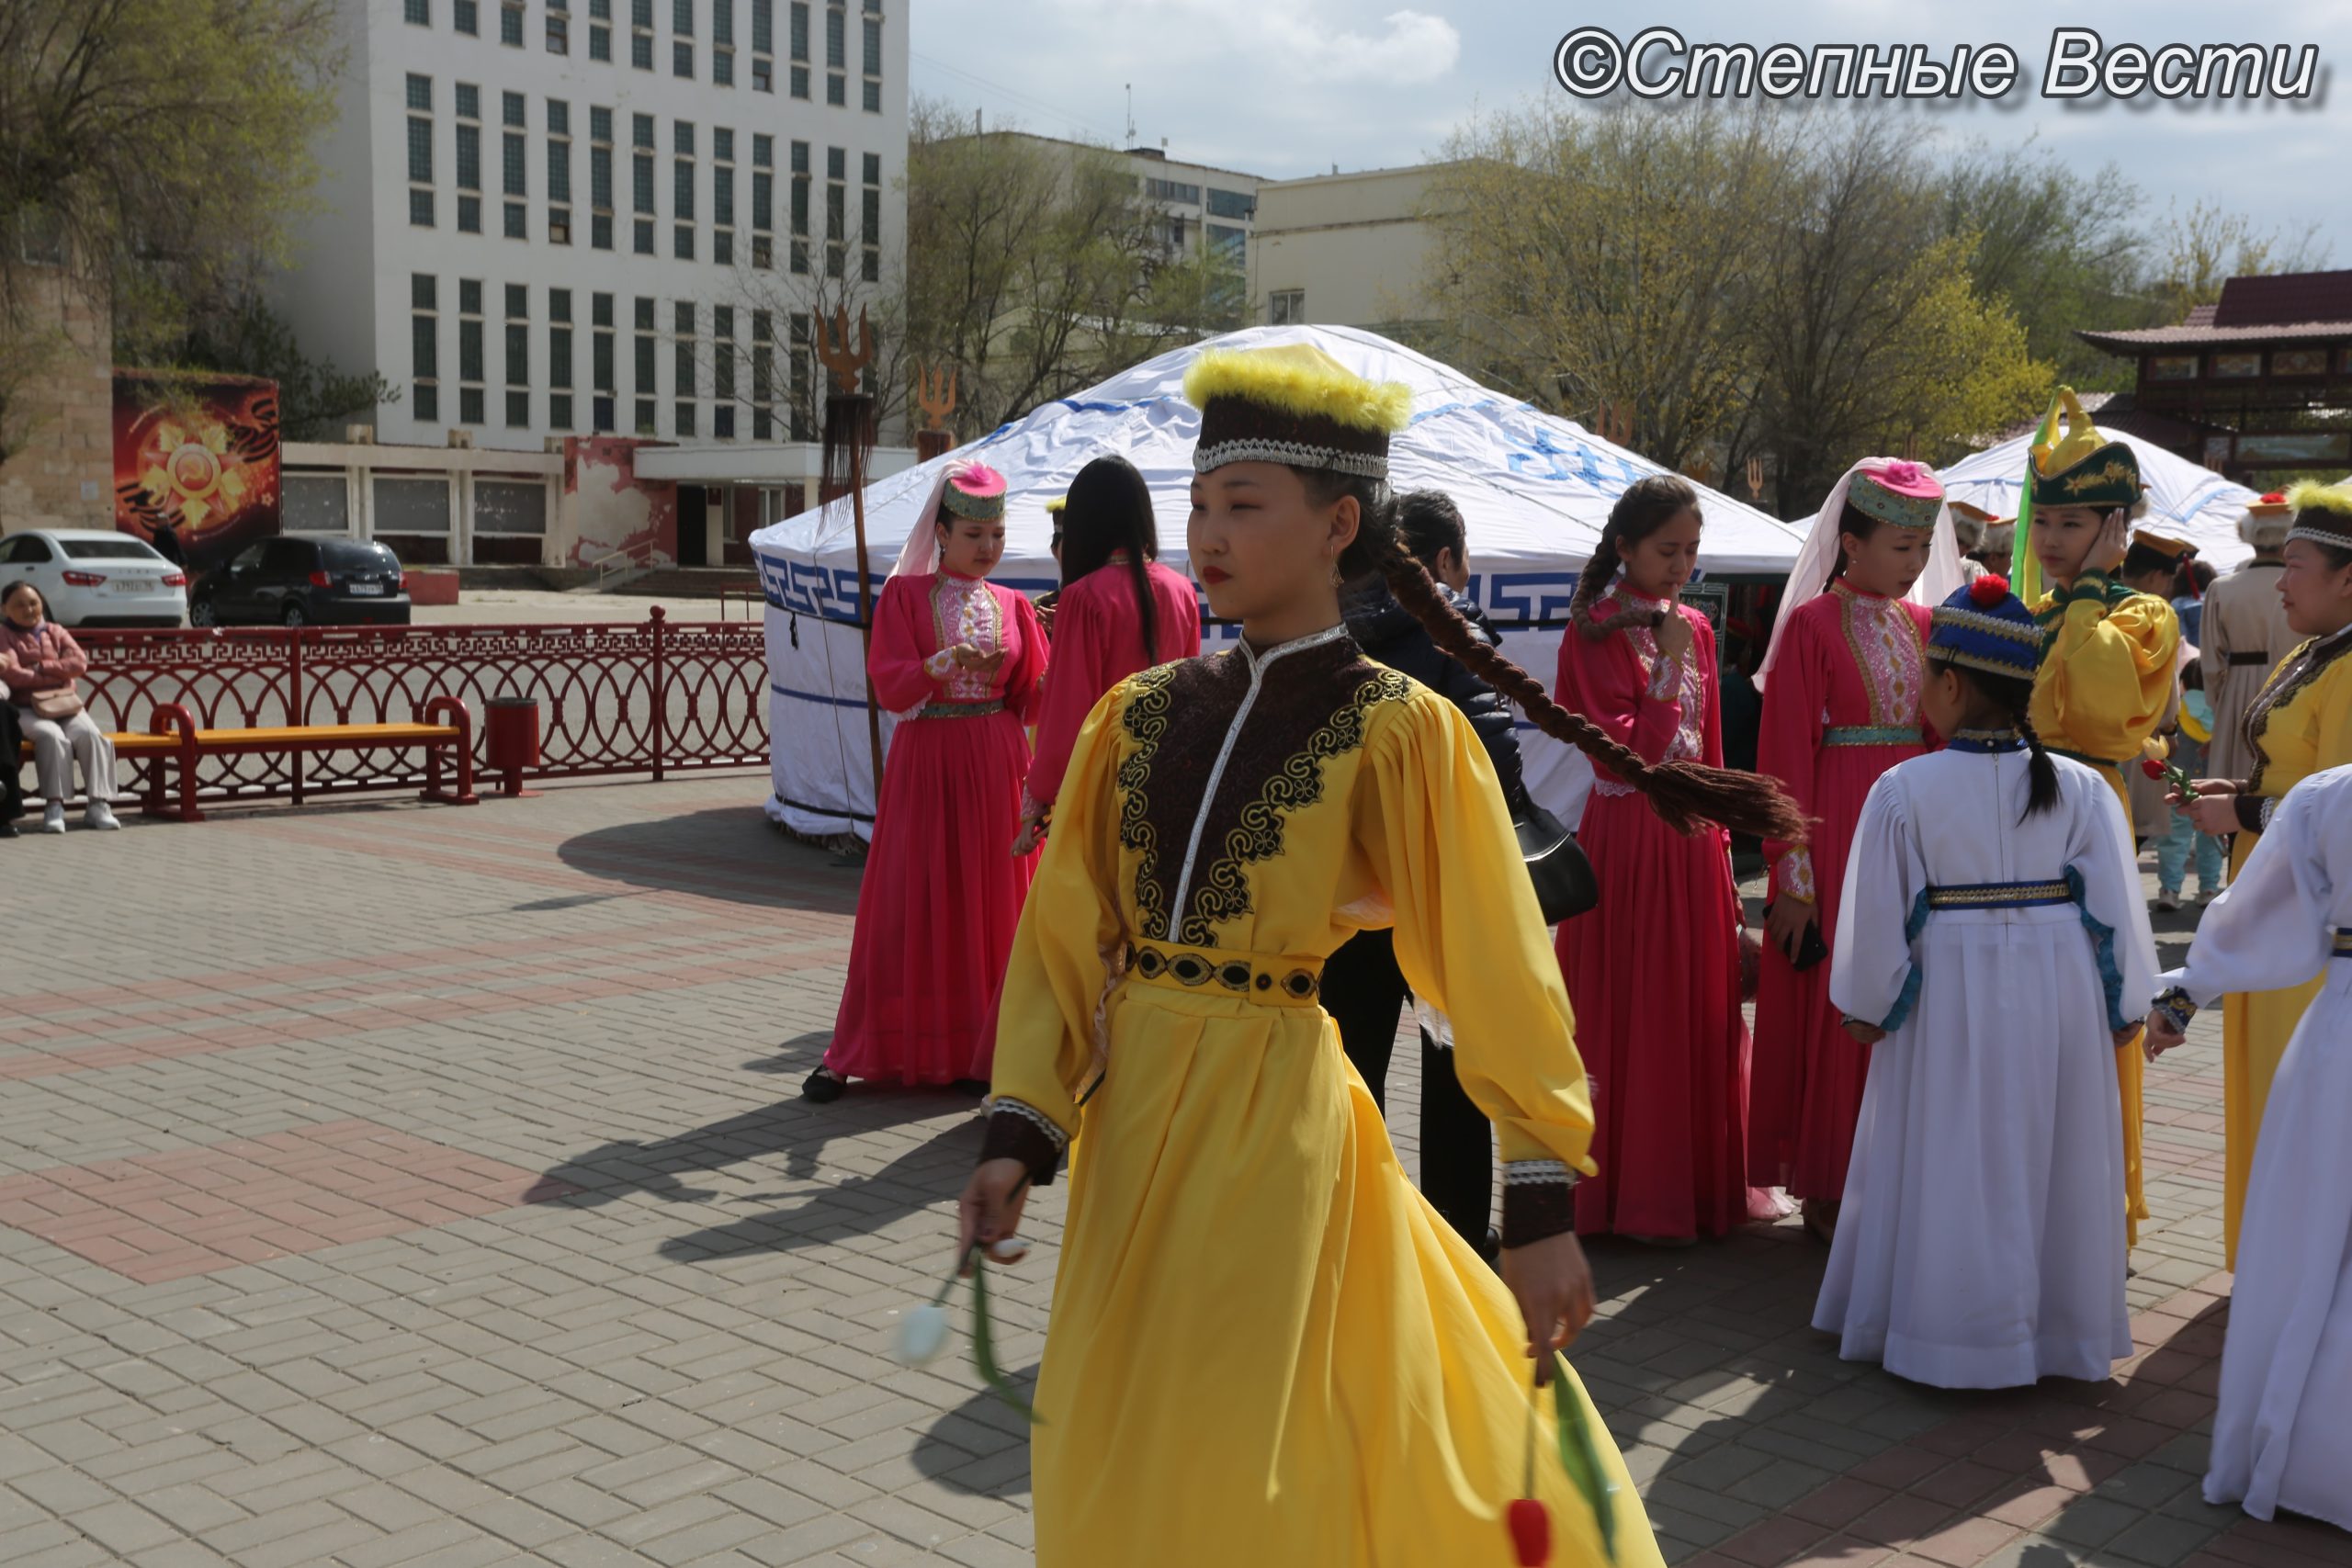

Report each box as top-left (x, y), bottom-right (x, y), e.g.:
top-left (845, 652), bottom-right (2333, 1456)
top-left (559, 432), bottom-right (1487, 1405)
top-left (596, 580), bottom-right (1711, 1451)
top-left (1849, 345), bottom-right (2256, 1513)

top-left (0, 0), bottom-right (345, 459)
top-left (171, 295), bottom-right (397, 442)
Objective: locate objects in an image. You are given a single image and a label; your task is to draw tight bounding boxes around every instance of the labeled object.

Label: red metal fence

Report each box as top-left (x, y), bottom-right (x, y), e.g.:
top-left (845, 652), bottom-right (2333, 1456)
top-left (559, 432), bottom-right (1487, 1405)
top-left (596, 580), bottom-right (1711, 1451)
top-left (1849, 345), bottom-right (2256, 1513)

top-left (66, 609), bottom-right (767, 807)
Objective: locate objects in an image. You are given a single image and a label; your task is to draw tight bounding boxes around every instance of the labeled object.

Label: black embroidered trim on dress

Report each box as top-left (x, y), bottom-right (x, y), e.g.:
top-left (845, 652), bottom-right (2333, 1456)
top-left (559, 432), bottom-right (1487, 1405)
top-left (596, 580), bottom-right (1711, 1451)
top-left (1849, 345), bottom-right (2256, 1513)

top-left (1178, 667), bottom-right (1413, 945)
top-left (2244, 626), bottom-right (2352, 797)
top-left (1116, 664), bottom-right (1185, 942)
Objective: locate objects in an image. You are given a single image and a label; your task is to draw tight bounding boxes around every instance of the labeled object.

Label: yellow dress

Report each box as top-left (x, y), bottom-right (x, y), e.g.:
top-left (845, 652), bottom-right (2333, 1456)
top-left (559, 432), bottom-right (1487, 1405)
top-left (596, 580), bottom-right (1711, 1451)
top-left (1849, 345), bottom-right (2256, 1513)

top-left (986, 627), bottom-right (1663, 1568)
top-left (2220, 629), bottom-right (2352, 1264)
top-left (2030, 577), bottom-right (2179, 1246)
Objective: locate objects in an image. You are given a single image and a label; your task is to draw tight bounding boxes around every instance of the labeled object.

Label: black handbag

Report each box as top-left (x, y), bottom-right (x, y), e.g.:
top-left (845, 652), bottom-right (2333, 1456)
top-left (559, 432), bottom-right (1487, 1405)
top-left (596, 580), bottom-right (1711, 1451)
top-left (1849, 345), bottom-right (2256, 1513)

top-left (1515, 801), bottom-right (1599, 925)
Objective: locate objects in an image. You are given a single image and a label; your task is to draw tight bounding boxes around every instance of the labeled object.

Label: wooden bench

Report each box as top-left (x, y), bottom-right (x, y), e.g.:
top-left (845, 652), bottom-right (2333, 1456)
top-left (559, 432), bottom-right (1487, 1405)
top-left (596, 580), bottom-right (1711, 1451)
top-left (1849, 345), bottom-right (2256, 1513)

top-left (17, 698), bottom-right (478, 822)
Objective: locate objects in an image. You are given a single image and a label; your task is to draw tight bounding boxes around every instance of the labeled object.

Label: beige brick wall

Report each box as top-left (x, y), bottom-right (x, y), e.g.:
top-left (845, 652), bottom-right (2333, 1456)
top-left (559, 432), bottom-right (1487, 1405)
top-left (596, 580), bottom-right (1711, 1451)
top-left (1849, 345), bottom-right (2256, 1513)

top-left (0, 268), bottom-right (114, 535)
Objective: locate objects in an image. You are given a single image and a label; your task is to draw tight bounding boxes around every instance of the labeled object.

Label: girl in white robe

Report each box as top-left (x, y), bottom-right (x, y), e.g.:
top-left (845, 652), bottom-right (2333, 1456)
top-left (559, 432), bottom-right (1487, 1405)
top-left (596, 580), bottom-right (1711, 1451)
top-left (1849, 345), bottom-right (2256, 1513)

top-left (1815, 576), bottom-right (2153, 1389)
top-left (2148, 763), bottom-right (2352, 1531)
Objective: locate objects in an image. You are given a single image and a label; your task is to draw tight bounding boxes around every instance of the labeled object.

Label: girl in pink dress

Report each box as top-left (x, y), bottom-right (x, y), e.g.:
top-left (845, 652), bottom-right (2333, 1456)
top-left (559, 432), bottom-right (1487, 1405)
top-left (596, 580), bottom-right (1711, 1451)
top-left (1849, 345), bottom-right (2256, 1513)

top-left (1749, 458), bottom-right (1961, 1242)
top-left (1014, 455), bottom-right (1202, 855)
top-left (807, 461), bottom-right (1048, 1101)
top-left (1554, 476), bottom-right (1752, 1243)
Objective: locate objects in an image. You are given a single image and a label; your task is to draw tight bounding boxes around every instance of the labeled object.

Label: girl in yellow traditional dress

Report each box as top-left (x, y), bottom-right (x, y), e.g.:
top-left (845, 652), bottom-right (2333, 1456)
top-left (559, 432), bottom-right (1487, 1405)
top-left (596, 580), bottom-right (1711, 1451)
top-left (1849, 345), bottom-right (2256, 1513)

top-left (2022, 390), bottom-right (2180, 1247)
top-left (954, 344), bottom-right (1804, 1568)
top-left (2177, 480), bottom-right (2352, 1264)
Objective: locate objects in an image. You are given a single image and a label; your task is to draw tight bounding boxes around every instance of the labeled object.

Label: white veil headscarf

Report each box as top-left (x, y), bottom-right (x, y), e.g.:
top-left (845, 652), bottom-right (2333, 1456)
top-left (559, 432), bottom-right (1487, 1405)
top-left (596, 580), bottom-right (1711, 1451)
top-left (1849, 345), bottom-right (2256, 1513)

top-left (1754, 457), bottom-right (1968, 691)
top-left (888, 457), bottom-right (1003, 580)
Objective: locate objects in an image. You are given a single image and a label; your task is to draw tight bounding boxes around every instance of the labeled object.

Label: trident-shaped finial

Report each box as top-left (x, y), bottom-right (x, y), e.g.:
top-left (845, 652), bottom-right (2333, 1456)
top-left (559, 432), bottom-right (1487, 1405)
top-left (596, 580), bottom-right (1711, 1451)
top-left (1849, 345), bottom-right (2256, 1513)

top-left (915, 364), bottom-right (958, 433)
top-left (816, 306), bottom-right (875, 396)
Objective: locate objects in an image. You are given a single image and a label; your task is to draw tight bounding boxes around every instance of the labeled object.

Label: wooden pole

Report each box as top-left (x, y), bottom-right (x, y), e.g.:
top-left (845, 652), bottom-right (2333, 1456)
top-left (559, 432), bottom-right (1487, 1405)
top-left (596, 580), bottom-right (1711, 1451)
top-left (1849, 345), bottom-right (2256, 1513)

top-left (847, 420), bottom-right (884, 812)
top-left (817, 307), bottom-right (885, 818)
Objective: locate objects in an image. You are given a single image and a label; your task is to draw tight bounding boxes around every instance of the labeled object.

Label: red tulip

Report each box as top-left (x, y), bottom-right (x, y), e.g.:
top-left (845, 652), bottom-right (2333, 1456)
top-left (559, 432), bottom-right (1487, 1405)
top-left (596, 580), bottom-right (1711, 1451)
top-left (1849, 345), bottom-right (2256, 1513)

top-left (2141, 758), bottom-right (2166, 780)
top-left (1507, 1498), bottom-right (1551, 1565)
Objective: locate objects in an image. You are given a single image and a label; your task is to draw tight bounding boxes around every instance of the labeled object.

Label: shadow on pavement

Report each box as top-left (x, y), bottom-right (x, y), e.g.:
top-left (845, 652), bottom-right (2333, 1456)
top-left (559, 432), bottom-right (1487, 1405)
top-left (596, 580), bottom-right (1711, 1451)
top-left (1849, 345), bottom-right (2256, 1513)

top-left (555, 807), bottom-right (861, 911)
top-left (653, 1116), bottom-right (982, 1260)
top-left (912, 1376), bottom-right (1038, 1498)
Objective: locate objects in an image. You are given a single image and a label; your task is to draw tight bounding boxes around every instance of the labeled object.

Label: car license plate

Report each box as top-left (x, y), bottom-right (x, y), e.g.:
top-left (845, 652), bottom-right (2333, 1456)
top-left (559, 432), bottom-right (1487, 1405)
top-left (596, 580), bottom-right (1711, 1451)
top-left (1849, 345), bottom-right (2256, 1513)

top-left (348, 581), bottom-right (385, 596)
top-left (107, 578), bottom-right (154, 594)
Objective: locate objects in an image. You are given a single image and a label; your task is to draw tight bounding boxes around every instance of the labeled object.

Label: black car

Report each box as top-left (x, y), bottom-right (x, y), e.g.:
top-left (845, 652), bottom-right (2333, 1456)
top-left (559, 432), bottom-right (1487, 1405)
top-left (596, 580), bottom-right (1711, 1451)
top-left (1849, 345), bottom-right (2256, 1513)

top-left (190, 538), bottom-right (413, 626)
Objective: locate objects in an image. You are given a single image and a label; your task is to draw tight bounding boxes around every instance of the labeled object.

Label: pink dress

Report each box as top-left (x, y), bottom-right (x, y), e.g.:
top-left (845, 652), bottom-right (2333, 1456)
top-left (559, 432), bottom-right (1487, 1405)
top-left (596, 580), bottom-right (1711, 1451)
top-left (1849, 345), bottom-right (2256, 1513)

top-left (1750, 581), bottom-right (1933, 1200)
top-left (1023, 558), bottom-right (1201, 816)
top-left (826, 571), bottom-right (1048, 1086)
top-left (1555, 592), bottom-right (1752, 1238)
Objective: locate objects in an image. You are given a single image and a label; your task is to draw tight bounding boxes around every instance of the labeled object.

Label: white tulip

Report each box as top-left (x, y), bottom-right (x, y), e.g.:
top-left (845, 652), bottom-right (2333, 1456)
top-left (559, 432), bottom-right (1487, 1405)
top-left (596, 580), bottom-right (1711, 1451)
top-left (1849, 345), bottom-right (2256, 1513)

top-left (985, 1237), bottom-right (1029, 1265)
top-left (897, 1303), bottom-right (951, 1365)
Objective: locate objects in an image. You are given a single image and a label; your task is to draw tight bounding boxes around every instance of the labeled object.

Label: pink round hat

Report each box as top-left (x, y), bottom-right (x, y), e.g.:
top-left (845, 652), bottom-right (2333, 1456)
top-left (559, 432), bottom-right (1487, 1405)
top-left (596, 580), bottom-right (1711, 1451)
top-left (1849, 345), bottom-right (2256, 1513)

top-left (1847, 458), bottom-right (1943, 530)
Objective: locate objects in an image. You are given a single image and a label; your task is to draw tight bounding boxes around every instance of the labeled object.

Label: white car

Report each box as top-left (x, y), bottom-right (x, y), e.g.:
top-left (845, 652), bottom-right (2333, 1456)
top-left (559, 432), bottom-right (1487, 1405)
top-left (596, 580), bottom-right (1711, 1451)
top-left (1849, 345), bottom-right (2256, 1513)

top-left (0, 529), bottom-right (188, 628)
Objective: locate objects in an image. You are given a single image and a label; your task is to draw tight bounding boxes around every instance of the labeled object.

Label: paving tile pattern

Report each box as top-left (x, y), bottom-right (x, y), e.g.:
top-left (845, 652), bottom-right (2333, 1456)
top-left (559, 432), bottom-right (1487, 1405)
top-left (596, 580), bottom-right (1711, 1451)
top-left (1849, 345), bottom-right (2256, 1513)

top-left (0, 781), bottom-right (2341, 1565)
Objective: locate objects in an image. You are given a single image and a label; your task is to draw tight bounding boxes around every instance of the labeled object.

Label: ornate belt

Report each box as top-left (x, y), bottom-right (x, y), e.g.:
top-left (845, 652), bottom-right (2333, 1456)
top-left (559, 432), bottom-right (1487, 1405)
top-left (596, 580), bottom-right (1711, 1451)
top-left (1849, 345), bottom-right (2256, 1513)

top-left (1124, 941), bottom-right (1324, 1007)
top-left (915, 699), bottom-right (1004, 719)
top-left (2334, 929), bottom-right (2352, 958)
top-left (1823, 725), bottom-right (1923, 748)
top-left (1926, 879), bottom-right (2073, 910)
top-left (2227, 652), bottom-right (2271, 666)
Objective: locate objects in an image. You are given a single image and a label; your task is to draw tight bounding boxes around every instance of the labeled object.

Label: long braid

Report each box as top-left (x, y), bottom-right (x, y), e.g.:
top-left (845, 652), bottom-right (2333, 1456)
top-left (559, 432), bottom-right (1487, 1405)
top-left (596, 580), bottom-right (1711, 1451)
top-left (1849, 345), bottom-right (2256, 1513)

top-left (2011, 704), bottom-right (2061, 820)
top-left (1373, 539), bottom-right (1811, 843)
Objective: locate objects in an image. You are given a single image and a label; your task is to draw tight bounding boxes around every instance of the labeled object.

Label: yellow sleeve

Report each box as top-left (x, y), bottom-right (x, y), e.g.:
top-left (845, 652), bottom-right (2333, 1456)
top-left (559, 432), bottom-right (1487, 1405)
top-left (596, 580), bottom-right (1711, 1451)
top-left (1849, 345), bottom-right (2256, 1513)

top-left (1352, 691), bottom-right (1596, 1179)
top-left (983, 680), bottom-right (1130, 1174)
top-left (2035, 591), bottom-right (2179, 763)
top-left (2311, 659), bottom-right (2352, 774)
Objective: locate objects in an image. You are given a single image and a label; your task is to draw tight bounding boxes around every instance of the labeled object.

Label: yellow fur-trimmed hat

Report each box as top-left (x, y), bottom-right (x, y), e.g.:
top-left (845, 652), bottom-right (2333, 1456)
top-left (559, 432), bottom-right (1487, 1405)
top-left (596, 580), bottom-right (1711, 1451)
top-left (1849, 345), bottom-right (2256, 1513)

top-left (2287, 480), bottom-right (2352, 551)
top-left (1184, 344), bottom-right (1411, 479)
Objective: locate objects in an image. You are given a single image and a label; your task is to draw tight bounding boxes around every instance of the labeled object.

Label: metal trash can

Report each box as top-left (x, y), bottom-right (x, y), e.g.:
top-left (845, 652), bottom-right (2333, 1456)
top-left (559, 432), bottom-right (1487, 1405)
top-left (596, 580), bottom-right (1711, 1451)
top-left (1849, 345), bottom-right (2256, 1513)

top-left (484, 694), bottom-right (541, 797)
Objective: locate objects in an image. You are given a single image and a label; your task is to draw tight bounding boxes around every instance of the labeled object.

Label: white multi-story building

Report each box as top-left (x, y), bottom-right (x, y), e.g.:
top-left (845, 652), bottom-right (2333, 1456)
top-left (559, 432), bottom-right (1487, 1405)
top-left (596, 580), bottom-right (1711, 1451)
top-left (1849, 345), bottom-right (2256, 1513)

top-left (277, 0), bottom-right (908, 463)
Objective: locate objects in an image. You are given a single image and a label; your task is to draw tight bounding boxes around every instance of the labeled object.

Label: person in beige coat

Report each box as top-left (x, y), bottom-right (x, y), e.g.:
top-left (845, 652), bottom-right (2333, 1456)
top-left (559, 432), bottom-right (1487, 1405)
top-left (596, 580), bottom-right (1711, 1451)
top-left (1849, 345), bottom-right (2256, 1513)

top-left (2205, 495), bottom-right (2300, 783)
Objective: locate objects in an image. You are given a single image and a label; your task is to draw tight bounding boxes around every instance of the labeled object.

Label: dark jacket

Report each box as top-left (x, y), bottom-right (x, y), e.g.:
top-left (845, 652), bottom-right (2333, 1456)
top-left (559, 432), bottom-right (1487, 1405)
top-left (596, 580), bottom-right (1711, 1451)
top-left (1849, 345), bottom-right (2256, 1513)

top-left (1344, 581), bottom-right (1532, 819)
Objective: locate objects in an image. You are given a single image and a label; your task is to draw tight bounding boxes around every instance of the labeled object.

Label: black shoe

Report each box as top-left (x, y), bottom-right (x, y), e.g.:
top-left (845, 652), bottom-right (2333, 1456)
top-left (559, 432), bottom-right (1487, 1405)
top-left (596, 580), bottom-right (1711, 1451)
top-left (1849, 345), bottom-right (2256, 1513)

top-left (0, 819), bottom-right (16, 840)
top-left (801, 1067), bottom-right (846, 1103)
top-left (951, 1078), bottom-right (991, 1100)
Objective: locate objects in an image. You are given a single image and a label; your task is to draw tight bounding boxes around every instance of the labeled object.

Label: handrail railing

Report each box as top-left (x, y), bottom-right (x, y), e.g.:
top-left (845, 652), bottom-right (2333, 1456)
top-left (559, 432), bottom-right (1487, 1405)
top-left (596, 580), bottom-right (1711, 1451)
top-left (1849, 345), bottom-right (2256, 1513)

top-left (591, 537), bottom-right (660, 587)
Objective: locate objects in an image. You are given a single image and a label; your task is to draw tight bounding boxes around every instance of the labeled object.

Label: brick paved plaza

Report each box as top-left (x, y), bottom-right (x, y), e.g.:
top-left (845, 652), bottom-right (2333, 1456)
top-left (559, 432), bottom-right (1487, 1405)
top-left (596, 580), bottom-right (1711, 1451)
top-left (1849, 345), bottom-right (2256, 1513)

top-left (2, 776), bottom-right (2348, 1568)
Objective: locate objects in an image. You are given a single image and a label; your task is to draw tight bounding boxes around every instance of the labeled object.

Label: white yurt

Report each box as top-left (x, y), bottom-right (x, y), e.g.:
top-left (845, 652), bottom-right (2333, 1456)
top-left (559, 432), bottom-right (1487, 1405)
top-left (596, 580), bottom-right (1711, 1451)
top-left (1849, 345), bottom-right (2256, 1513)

top-left (750, 323), bottom-right (1807, 840)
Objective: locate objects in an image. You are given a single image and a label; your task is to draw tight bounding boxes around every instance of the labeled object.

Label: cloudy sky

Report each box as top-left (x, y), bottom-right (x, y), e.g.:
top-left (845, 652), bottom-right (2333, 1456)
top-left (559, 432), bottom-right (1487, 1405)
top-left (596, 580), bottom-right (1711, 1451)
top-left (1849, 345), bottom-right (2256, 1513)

top-left (908, 0), bottom-right (2352, 264)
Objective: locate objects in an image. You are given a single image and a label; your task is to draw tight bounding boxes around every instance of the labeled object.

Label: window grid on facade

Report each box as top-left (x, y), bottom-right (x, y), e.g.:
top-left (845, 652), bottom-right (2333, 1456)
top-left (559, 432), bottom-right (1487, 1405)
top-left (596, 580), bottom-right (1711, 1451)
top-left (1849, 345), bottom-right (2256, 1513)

top-left (454, 87), bottom-right (481, 231)
top-left (591, 0), bottom-right (612, 62)
top-left (789, 140), bottom-right (809, 273)
top-left (412, 274), bottom-right (440, 423)
top-left (750, 134), bottom-right (775, 265)
top-left (824, 144), bottom-right (844, 278)
top-left (547, 100), bottom-right (573, 243)
top-left (789, 311), bottom-right (812, 439)
top-left (789, 1), bottom-right (809, 96)
top-left (547, 0), bottom-right (570, 53)
top-left (712, 128), bottom-right (735, 265)
top-left (714, 0), bottom-right (735, 85)
top-left (752, 310), bottom-right (774, 439)
top-left (673, 122), bottom-right (696, 260)
top-left (634, 296), bottom-right (658, 434)
top-left (631, 0), bottom-right (654, 68)
top-left (713, 305), bottom-right (736, 427)
top-left (504, 285), bottom-right (530, 426)
top-left (633, 117), bottom-right (657, 255)
top-left (455, 0), bottom-right (479, 31)
top-left (861, 13), bottom-right (880, 112)
top-left (592, 291), bottom-right (617, 432)
top-left (407, 75), bottom-right (435, 228)
top-left (861, 152), bottom-right (879, 283)
top-left (590, 107), bottom-right (615, 250)
top-left (458, 279), bottom-right (486, 425)
top-left (501, 2), bottom-right (524, 46)
top-left (406, 0), bottom-right (429, 25)
top-left (550, 288), bottom-right (575, 430)
top-left (673, 300), bottom-right (697, 438)
top-left (751, 0), bottom-right (774, 87)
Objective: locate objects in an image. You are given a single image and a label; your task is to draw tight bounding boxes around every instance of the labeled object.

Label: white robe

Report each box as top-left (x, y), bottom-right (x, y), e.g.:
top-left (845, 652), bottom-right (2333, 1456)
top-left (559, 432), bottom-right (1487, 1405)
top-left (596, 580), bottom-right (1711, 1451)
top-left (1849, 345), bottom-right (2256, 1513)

top-left (1814, 746), bottom-right (2153, 1388)
top-left (2164, 764), bottom-right (2352, 1532)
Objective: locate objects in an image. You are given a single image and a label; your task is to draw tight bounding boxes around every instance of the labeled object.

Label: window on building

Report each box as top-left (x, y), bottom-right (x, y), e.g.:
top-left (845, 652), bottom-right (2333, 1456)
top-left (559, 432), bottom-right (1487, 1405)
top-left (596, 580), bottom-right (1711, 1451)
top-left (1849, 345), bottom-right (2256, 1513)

top-left (453, 87), bottom-right (481, 232)
top-left (503, 130), bottom-right (526, 195)
top-left (751, 0), bottom-right (774, 88)
top-left (505, 201), bottom-right (526, 239)
top-left (1269, 288), bottom-right (1304, 326)
top-left (633, 137), bottom-right (656, 254)
top-left (1206, 186), bottom-right (1253, 220)
top-left (589, 0), bottom-right (611, 59)
top-left (590, 107), bottom-right (615, 250)
top-left (824, 143), bottom-right (844, 277)
top-left (550, 289), bottom-right (574, 429)
top-left (789, 138), bottom-right (809, 273)
top-left (712, 131), bottom-right (736, 266)
top-left (824, 2), bottom-right (844, 107)
top-left (861, 13), bottom-right (879, 111)
top-left (503, 90), bottom-right (525, 128)
top-left (1207, 222), bottom-right (1245, 265)
top-left (406, 0), bottom-right (429, 25)
top-left (671, 39), bottom-right (690, 76)
top-left (455, 0), bottom-right (479, 30)
top-left (412, 273), bottom-right (440, 423)
top-left (407, 76), bottom-right (435, 228)
top-left (752, 309), bottom-right (774, 439)
top-left (713, 305), bottom-right (736, 430)
top-left (634, 296), bottom-right (658, 434)
top-left (547, 0), bottom-right (570, 52)
top-left (503, 284), bottom-right (530, 426)
top-left (592, 291), bottom-right (617, 430)
top-left (458, 278), bottom-right (486, 424)
top-left (1145, 177), bottom-right (1203, 205)
top-left (789, 310), bottom-right (811, 439)
top-left (673, 299), bottom-right (697, 436)
top-left (860, 151), bottom-right (879, 283)
top-left (634, 113), bottom-right (654, 147)
top-left (547, 99), bottom-right (572, 243)
top-left (501, 2), bottom-right (524, 44)
top-left (712, 0), bottom-right (735, 85)
top-left (789, 1), bottom-right (810, 96)
top-left (631, 0), bottom-right (654, 67)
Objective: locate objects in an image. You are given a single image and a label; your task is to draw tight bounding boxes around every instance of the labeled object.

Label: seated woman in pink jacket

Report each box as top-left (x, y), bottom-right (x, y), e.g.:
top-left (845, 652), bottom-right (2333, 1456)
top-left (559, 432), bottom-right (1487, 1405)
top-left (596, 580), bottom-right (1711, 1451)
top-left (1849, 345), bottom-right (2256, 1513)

top-left (1012, 455), bottom-right (1203, 853)
top-left (0, 581), bottom-right (119, 834)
